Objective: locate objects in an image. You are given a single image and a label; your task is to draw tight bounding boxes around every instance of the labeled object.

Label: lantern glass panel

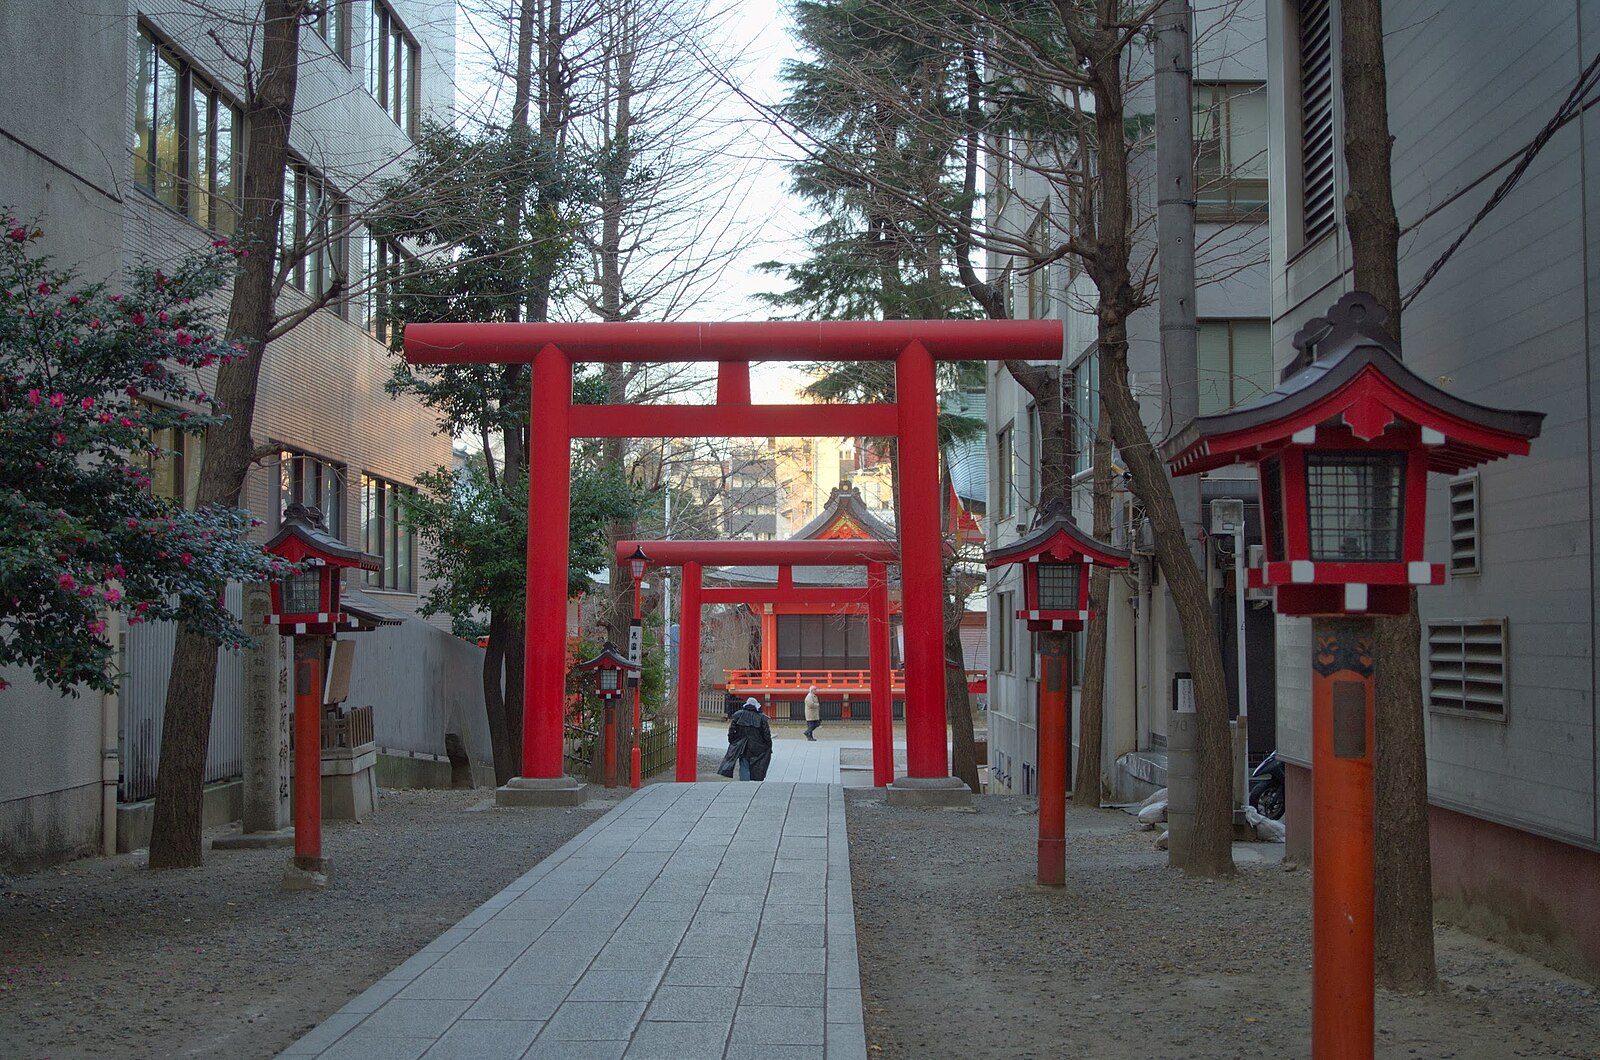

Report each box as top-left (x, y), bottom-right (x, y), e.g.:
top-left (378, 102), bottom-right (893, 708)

top-left (1037, 563), bottom-right (1082, 611)
top-left (282, 570), bottom-right (322, 614)
top-left (1305, 451), bottom-right (1405, 561)
top-left (599, 669), bottom-right (619, 692)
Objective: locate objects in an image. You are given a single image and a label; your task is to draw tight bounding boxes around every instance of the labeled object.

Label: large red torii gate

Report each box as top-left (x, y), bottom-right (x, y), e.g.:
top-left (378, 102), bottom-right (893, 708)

top-left (614, 539), bottom-right (899, 787)
top-left (405, 319), bottom-right (1062, 805)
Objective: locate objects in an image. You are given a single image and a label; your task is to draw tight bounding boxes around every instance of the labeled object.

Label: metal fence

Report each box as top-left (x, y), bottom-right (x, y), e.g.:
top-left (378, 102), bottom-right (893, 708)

top-left (118, 583), bottom-right (246, 802)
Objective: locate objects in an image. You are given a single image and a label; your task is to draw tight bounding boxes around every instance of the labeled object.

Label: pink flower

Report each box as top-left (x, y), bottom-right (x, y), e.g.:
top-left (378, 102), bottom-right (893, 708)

top-left (80, 397), bottom-right (94, 409)
top-left (130, 312), bottom-right (146, 326)
top-left (87, 619), bottom-right (107, 635)
top-left (48, 392), bottom-right (64, 407)
top-left (111, 564), bottom-right (125, 577)
top-left (180, 552), bottom-right (193, 566)
top-left (8, 227), bottom-right (26, 242)
top-left (52, 432), bottom-right (66, 446)
top-left (68, 295), bottom-right (81, 305)
top-left (98, 411), bottom-right (113, 423)
top-left (57, 573), bottom-right (76, 591)
top-left (120, 417), bottom-right (135, 428)
top-left (105, 588), bottom-right (123, 603)
top-left (88, 318), bottom-right (101, 330)
top-left (174, 330), bottom-right (193, 347)
top-left (35, 282), bottom-right (49, 295)
top-left (135, 601), bottom-right (150, 613)
top-left (158, 311), bottom-right (169, 323)
top-left (128, 616), bottom-right (144, 626)
top-left (110, 294), bottom-right (122, 303)
top-left (26, 388), bottom-right (40, 406)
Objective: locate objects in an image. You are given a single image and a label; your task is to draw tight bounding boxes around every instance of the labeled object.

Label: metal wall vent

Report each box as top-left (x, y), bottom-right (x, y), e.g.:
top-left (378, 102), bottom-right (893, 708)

top-left (1448, 473), bottom-right (1480, 576)
top-left (1427, 619), bottom-right (1507, 717)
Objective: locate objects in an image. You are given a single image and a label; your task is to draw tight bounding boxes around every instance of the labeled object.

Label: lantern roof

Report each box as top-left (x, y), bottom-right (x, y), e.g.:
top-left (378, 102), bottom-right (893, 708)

top-left (1163, 292), bottom-right (1545, 476)
top-left (573, 640), bottom-right (639, 673)
top-left (264, 503), bottom-right (380, 570)
top-left (985, 499), bottom-right (1131, 570)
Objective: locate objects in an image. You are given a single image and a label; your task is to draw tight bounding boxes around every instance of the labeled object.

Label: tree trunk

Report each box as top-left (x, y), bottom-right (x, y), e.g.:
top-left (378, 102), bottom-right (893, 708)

top-left (1083, 23), bottom-right (1234, 875)
top-left (1340, 0), bottom-right (1436, 991)
top-left (944, 591), bottom-right (980, 792)
top-left (482, 609), bottom-right (515, 785)
top-left (1074, 412), bottom-right (1116, 805)
top-left (148, 0), bottom-right (309, 870)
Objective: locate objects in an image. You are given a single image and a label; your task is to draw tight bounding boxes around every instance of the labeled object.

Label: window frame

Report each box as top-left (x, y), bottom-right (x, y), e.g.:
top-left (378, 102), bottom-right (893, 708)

top-left (1193, 81), bottom-right (1269, 222)
top-left (273, 448), bottom-right (348, 540)
top-left (280, 158), bottom-right (347, 302)
top-left (367, 0), bottom-right (420, 137)
top-left (361, 472), bottom-right (416, 593)
top-left (996, 421), bottom-right (1015, 522)
top-left (1197, 319), bottom-right (1274, 414)
top-left (133, 25), bottom-right (243, 236)
top-left (313, 0), bottom-right (351, 65)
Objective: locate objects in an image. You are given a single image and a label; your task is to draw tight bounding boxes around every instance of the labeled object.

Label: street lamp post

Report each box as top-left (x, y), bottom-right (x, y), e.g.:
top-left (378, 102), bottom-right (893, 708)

top-left (627, 545), bottom-right (649, 789)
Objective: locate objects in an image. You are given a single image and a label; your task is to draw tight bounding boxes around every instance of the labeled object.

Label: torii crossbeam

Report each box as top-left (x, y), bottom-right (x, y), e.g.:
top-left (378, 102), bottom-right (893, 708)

top-left (405, 319), bottom-right (1062, 805)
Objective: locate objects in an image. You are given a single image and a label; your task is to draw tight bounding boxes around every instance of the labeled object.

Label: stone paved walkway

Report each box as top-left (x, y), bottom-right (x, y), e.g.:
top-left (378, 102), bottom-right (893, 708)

top-left (279, 782), bottom-right (866, 1060)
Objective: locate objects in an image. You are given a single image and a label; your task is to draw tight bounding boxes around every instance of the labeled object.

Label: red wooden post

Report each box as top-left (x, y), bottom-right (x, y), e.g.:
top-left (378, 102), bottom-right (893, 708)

top-left (867, 561), bottom-right (893, 787)
top-left (603, 702), bottom-right (617, 788)
top-left (526, 344), bottom-right (572, 780)
top-left (895, 341), bottom-right (948, 779)
top-left (1037, 637), bottom-right (1070, 885)
top-left (717, 360), bottom-right (751, 404)
top-left (759, 607), bottom-right (777, 684)
top-left (676, 561), bottom-right (703, 782)
top-left (1311, 617), bottom-right (1377, 1060)
top-left (292, 635), bottom-right (326, 870)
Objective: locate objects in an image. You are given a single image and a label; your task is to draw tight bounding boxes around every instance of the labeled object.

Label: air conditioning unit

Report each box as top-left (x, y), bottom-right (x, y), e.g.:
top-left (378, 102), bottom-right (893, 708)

top-left (1245, 544), bottom-right (1272, 602)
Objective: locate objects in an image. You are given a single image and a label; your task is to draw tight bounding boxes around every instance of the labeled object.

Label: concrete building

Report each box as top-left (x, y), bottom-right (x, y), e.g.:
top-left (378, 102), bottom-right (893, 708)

top-left (1263, 0), bottom-right (1600, 979)
top-left (985, 1), bottom-right (1275, 800)
top-left (0, 1), bottom-right (485, 871)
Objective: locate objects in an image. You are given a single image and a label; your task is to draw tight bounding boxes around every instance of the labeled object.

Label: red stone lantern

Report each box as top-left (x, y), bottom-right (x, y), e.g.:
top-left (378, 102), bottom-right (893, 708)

top-left (1164, 292), bottom-right (1544, 617)
top-left (986, 499), bottom-right (1129, 887)
top-left (264, 503), bottom-right (379, 634)
top-left (985, 499), bottom-right (1130, 631)
top-left (1163, 291), bottom-right (1543, 1058)
top-left (574, 641), bottom-right (638, 701)
top-left (261, 502), bottom-right (379, 888)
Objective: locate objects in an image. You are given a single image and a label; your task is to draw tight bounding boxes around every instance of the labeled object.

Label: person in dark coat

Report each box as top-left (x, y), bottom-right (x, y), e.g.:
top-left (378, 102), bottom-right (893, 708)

top-left (719, 697), bottom-right (772, 781)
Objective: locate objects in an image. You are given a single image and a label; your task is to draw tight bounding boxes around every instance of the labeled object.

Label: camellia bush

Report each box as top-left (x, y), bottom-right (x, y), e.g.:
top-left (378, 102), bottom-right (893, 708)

top-left (0, 219), bottom-right (285, 695)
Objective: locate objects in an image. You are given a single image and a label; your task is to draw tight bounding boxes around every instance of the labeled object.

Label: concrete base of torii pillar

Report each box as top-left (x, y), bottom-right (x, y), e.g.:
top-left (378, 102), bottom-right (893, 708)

top-left (885, 776), bottom-right (971, 807)
top-left (496, 776), bottom-right (589, 807)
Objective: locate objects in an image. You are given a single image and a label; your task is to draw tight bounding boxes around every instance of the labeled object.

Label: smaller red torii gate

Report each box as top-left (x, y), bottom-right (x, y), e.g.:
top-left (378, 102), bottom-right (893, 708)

top-left (615, 539), bottom-right (899, 786)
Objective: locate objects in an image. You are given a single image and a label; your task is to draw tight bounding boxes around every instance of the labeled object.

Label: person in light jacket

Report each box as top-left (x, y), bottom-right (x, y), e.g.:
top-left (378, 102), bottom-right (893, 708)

top-left (803, 686), bottom-right (821, 741)
top-left (719, 697), bottom-right (772, 780)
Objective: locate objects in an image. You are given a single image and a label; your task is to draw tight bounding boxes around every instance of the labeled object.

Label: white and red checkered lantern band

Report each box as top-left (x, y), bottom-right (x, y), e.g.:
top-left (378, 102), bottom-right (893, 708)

top-left (986, 499), bottom-right (1131, 633)
top-left (262, 503), bottom-right (380, 635)
top-left (1163, 292), bottom-right (1544, 617)
top-left (574, 641), bottom-right (639, 700)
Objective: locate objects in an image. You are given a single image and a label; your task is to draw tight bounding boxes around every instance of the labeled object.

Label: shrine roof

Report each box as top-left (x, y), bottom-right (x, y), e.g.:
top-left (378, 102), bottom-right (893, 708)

top-left (793, 486), bottom-right (895, 542)
top-left (985, 499), bottom-right (1130, 570)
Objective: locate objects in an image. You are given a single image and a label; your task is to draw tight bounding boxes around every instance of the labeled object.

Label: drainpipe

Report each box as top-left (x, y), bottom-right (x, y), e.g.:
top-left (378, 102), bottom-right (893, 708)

top-left (1135, 558), bottom-right (1151, 748)
top-left (100, 612), bottom-right (122, 856)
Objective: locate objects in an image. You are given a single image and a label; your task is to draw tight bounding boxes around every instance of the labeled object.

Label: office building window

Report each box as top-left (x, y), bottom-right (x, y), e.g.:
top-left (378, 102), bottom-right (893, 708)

top-left (357, 229), bottom-right (408, 341)
top-left (143, 415), bottom-right (205, 511)
top-left (1194, 82), bottom-right (1268, 220)
top-left (993, 591), bottom-right (1014, 674)
top-left (1197, 320), bottom-right (1274, 414)
top-left (314, 0), bottom-right (349, 62)
top-left (368, 1), bottom-right (419, 136)
top-left (1071, 351), bottom-right (1099, 477)
top-left (280, 159), bottom-right (345, 300)
top-left (133, 27), bottom-right (241, 236)
top-left (361, 474), bottom-right (415, 592)
top-left (996, 421), bottom-right (1014, 521)
top-left (275, 449), bottom-right (346, 538)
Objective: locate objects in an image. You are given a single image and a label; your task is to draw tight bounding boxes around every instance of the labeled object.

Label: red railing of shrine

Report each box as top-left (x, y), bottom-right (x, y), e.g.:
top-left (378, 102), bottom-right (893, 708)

top-left (722, 669), bottom-right (986, 693)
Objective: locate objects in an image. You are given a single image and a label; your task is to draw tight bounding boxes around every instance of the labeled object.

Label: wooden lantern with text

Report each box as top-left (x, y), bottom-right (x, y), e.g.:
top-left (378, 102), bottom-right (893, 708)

top-left (1163, 292), bottom-right (1544, 617)
top-left (984, 498), bottom-right (1131, 631)
top-left (263, 503), bottom-right (380, 634)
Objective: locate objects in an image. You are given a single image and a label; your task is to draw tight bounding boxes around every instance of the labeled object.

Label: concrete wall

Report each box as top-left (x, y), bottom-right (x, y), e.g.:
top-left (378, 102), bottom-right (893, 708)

top-left (1264, 0), bottom-right (1598, 853)
top-left (0, 0), bottom-right (461, 868)
top-left (349, 618), bottom-right (495, 768)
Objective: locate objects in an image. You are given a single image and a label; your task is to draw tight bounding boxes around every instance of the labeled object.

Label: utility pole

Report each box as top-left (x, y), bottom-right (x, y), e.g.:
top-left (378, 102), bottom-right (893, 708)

top-left (1152, 0), bottom-right (1205, 867)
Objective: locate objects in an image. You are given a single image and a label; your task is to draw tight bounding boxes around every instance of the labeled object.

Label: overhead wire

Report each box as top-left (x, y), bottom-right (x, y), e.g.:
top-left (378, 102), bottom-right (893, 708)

top-left (1401, 49), bottom-right (1600, 310)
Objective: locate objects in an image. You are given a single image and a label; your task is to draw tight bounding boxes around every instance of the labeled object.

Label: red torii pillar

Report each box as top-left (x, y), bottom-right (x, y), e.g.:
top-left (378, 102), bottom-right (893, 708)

top-left (405, 319), bottom-right (1063, 807)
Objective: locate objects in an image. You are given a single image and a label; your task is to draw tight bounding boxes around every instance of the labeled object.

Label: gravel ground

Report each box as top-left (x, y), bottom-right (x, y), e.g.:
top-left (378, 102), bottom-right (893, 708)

top-left (0, 787), bottom-right (615, 1060)
top-left (846, 790), bottom-right (1600, 1059)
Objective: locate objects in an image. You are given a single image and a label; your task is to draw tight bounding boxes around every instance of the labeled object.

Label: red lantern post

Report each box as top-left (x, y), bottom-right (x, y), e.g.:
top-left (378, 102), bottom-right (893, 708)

top-left (263, 503), bottom-right (380, 888)
top-left (1164, 293), bottom-right (1543, 1058)
top-left (573, 642), bottom-right (639, 789)
top-left (986, 500), bottom-right (1130, 887)
top-left (626, 546), bottom-right (649, 789)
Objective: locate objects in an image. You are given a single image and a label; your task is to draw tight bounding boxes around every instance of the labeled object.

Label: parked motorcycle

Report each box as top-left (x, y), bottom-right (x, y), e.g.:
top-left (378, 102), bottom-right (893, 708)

top-left (1248, 751), bottom-right (1285, 820)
